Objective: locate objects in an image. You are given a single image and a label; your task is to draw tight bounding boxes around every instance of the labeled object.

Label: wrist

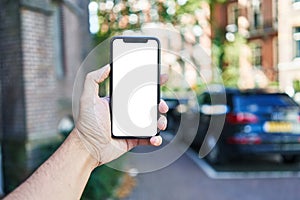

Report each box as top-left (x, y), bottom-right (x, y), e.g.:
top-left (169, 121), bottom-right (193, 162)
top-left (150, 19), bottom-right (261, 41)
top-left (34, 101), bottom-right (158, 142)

top-left (70, 128), bottom-right (100, 170)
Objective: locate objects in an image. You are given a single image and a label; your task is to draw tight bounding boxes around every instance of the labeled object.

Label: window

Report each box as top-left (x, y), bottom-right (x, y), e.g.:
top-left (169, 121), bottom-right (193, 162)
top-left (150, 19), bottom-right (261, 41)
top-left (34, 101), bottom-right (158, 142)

top-left (273, 37), bottom-right (278, 68)
top-left (234, 94), bottom-right (298, 113)
top-left (227, 3), bottom-right (239, 25)
top-left (293, 27), bottom-right (300, 58)
top-left (272, 0), bottom-right (278, 27)
top-left (53, 4), bottom-right (65, 78)
top-left (293, 0), bottom-right (300, 9)
top-left (251, 43), bottom-right (262, 68)
top-left (251, 0), bottom-right (263, 29)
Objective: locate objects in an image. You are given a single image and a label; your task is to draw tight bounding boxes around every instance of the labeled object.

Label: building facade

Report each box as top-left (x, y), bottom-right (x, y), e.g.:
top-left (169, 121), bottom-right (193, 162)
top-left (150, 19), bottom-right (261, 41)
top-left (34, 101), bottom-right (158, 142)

top-left (0, 0), bottom-right (90, 193)
top-left (213, 0), bottom-right (278, 88)
top-left (278, 0), bottom-right (300, 94)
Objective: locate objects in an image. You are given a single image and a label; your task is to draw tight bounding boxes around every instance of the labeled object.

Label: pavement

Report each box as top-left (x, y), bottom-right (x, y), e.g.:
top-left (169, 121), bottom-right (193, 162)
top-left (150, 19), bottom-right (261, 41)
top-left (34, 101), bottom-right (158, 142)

top-left (122, 137), bottom-right (300, 200)
top-left (124, 153), bottom-right (300, 200)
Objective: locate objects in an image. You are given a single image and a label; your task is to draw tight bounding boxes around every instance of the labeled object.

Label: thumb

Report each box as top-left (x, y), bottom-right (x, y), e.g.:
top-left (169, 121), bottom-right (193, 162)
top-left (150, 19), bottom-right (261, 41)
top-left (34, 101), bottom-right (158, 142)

top-left (82, 65), bottom-right (110, 98)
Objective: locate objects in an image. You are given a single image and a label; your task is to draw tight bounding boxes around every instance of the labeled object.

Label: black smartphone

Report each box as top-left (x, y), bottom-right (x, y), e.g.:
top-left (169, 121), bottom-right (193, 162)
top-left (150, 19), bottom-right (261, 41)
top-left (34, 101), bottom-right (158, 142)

top-left (110, 36), bottom-right (160, 138)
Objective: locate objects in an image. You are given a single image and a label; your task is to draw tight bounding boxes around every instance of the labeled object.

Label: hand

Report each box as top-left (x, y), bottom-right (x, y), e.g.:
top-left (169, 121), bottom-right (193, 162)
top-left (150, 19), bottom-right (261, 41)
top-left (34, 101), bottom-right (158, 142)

top-left (75, 65), bottom-right (168, 165)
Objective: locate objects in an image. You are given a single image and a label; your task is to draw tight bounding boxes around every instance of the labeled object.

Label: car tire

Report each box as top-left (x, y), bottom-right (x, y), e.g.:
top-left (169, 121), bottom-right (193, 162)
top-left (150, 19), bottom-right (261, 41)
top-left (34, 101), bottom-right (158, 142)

top-left (206, 144), bottom-right (225, 164)
top-left (282, 155), bottom-right (297, 163)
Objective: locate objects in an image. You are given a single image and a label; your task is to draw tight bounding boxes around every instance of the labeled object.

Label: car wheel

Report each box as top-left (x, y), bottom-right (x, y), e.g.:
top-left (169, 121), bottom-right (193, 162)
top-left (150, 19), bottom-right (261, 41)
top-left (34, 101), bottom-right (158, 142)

top-left (206, 145), bottom-right (219, 164)
top-left (282, 155), bottom-right (297, 163)
top-left (206, 144), bottom-right (223, 164)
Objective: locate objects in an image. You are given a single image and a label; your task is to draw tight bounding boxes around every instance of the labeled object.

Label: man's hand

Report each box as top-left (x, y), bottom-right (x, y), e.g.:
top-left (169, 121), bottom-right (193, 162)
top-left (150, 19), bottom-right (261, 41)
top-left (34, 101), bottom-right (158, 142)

top-left (75, 65), bottom-right (168, 165)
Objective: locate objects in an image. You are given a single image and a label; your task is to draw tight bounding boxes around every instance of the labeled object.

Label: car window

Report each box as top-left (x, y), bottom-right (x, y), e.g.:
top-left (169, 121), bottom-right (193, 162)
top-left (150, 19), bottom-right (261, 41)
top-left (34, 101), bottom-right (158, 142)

top-left (198, 93), bottom-right (210, 104)
top-left (233, 94), bottom-right (299, 113)
top-left (198, 93), bottom-right (227, 105)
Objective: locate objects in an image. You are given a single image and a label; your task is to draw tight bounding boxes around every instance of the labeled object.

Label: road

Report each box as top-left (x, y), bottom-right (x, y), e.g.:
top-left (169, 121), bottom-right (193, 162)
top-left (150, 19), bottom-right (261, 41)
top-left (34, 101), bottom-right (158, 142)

top-left (123, 135), bottom-right (300, 200)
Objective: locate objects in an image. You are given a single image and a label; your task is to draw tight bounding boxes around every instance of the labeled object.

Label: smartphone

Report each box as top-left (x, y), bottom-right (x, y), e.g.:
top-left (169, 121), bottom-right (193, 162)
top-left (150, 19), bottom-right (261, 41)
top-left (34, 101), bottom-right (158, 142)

top-left (110, 36), bottom-right (160, 138)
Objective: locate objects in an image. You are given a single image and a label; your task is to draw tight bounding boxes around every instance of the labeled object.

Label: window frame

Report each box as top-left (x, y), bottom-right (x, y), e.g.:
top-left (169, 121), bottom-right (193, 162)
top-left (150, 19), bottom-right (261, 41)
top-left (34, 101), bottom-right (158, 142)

top-left (250, 0), bottom-right (263, 30)
top-left (227, 2), bottom-right (239, 26)
top-left (293, 27), bottom-right (300, 59)
top-left (251, 41), bottom-right (263, 69)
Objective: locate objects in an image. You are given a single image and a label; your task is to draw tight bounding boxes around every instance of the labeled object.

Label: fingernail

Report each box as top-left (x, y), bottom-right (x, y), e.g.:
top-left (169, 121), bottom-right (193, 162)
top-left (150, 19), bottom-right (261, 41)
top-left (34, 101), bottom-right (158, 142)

top-left (162, 102), bottom-right (169, 112)
top-left (150, 137), bottom-right (158, 144)
top-left (158, 118), bottom-right (165, 128)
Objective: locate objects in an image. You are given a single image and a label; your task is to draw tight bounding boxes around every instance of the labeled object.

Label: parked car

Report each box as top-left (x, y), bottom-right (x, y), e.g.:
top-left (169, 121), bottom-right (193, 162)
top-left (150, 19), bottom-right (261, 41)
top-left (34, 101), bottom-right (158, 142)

top-left (193, 88), bottom-right (300, 164)
top-left (163, 97), bottom-right (189, 133)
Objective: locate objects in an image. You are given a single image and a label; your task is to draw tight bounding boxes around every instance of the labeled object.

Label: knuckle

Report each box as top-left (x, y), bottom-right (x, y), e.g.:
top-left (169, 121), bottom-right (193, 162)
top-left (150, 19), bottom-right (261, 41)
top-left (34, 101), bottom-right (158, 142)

top-left (86, 72), bottom-right (93, 80)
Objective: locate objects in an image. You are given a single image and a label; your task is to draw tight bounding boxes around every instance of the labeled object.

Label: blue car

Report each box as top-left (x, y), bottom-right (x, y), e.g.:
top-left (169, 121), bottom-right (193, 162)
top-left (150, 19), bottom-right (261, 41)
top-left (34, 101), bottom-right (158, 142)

top-left (194, 89), bottom-right (300, 164)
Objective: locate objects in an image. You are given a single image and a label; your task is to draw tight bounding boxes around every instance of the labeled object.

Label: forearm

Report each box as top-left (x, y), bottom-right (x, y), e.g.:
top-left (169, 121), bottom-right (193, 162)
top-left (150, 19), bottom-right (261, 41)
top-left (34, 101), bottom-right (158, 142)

top-left (4, 129), bottom-right (98, 200)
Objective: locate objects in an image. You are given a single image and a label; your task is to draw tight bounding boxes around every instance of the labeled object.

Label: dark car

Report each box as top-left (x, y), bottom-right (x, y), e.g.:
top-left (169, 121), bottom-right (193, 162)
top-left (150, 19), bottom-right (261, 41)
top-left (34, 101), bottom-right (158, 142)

top-left (163, 97), bottom-right (189, 132)
top-left (193, 88), bottom-right (300, 164)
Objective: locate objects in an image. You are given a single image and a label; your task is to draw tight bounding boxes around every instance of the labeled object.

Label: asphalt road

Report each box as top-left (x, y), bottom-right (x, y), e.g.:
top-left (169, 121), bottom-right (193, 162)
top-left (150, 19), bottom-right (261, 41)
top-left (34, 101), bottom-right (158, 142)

top-left (123, 134), bottom-right (300, 200)
top-left (125, 153), bottom-right (300, 200)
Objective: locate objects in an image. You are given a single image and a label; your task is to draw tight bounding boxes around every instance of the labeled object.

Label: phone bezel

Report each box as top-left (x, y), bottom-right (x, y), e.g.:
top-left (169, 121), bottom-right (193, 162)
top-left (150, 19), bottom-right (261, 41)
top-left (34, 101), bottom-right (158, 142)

top-left (110, 36), bottom-right (161, 139)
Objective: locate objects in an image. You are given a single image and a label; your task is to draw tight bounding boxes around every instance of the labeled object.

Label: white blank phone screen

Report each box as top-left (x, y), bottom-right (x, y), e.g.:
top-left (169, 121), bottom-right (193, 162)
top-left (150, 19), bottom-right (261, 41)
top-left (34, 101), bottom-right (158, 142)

top-left (111, 38), bottom-right (159, 137)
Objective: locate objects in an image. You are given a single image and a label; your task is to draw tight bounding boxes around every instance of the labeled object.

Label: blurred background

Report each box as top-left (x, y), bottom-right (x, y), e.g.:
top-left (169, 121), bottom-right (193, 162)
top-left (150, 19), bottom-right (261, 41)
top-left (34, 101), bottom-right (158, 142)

top-left (1, 0), bottom-right (300, 199)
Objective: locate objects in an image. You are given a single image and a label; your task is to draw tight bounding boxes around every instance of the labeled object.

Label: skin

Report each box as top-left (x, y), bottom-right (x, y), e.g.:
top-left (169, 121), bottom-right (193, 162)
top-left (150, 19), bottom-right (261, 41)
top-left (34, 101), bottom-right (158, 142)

top-left (4, 65), bottom-right (168, 200)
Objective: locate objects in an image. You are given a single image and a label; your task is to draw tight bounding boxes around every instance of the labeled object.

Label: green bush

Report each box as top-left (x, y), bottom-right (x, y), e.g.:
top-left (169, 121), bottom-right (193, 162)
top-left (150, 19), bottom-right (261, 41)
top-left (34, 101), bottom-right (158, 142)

top-left (82, 165), bottom-right (123, 200)
top-left (293, 80), bottom-right (300, 92)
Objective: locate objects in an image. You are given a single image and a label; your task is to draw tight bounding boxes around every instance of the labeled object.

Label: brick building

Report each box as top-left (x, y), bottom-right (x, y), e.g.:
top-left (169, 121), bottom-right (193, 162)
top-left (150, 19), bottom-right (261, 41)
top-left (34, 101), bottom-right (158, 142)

top-left (278, 0), bottom-right (300, 93)
top-left (213, 0), bottom-right (278, 88)
top-left (0, 0), bottom-right (90, 193)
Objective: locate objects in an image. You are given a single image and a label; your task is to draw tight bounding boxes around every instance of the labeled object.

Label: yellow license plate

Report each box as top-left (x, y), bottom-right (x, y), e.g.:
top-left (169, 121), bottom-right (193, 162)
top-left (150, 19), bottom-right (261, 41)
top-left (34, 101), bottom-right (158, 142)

top-left (263, 122), bottom-right (292, 133)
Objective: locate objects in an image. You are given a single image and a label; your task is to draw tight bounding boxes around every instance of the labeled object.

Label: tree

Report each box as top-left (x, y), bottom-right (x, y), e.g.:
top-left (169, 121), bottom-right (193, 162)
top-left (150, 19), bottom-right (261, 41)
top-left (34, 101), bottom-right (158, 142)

top-left (90, 0), bottom-right (229, 92)
top-left (92, 0), bottom-right (210, 42)
top-left (222, 33), bottom-right (248, 87)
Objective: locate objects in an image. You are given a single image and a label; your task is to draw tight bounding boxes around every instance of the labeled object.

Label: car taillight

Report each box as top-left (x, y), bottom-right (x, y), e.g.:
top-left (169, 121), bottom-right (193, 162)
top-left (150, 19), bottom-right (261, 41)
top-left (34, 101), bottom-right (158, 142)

top-left (226, 112), bottom-right (258, 124)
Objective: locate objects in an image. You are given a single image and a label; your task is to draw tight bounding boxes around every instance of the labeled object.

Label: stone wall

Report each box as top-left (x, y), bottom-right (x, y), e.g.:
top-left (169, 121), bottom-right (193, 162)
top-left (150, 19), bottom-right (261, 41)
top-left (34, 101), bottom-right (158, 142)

top-left (0, 0), bottom-right (90, 193)
top-left (21, 8), bottom-right (57, 141)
